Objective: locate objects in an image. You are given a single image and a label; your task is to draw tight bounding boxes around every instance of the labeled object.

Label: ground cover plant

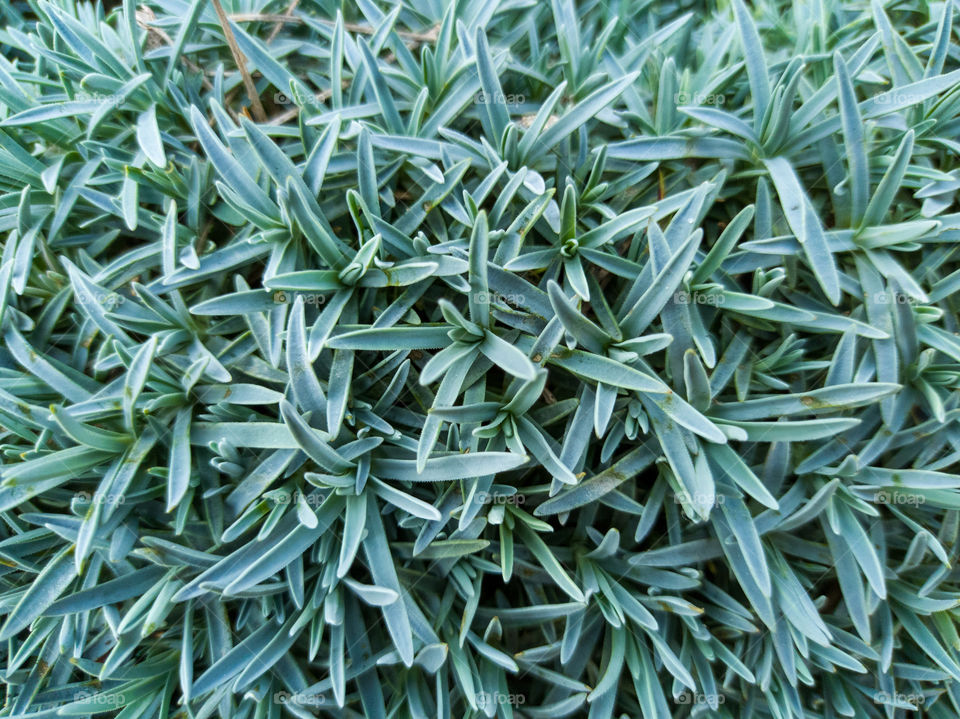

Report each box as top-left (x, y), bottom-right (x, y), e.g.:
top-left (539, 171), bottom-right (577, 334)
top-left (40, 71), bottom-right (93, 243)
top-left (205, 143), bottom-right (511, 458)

top-left (0, 0), bottom-right (959, 717)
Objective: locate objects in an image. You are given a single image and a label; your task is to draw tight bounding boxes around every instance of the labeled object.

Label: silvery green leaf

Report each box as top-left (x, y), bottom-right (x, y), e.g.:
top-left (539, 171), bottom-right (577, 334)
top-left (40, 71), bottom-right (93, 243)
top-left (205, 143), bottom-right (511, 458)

top-left (862, 131), bottom-right (914, 230)
top-left (224, 495), bottom-right (341, 596)
top-left (731, 0), bottom-right (770, 131)
top-left (279, 399), bottom-right (351, 474)
top-left (548, 349), bottom-right (666, 394)
top-left (136, 103), bottom-right (165, 168)
top-left (188, 105), bottom-right (278, 222)
top-left (710, 383), bottom-right (901, 420)
top-left (513, 521), bottom-right (585, 603)
top-left (833, 52), bottom-right (868, 225)
top-left (337, 493), bottom-right (366, 579)
top-left (620, 228), bottom-right (702, 337)
top-left (372, 452), bottom-right (528, 482)
top-left (165, 407), bottom-right (192, 512)
top-left (362, 500), bottom-right (414, 666)
top-left (721, 417), bottom-right (860, 441)
top-left (764, 156), bottom-right (840, 304)
top-left (719, 496), bottom-right (771, 595)
top-left (706, 444), bottom-right (778, 509)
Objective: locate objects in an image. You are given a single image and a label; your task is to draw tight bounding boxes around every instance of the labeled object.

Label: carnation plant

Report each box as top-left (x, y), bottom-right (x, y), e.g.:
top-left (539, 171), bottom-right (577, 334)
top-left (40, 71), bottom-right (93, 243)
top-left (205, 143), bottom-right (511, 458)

top-left (1, 0), bottom-right (960, 717)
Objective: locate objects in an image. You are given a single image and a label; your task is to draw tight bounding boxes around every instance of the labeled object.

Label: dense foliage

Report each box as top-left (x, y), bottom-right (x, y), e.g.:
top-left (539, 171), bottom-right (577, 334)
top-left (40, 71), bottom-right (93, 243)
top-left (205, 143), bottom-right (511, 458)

top-left (1, 0), bottom-right (960, 717)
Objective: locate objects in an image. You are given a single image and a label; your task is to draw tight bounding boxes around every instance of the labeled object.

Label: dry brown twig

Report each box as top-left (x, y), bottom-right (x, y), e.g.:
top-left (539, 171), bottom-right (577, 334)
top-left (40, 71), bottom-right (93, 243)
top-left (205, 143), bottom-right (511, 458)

top-left (136, 5), bottom-right (213, 91)
top-left (230, 13), bottom-right (440, 45)
top-left (266, 0), bottom-right (300, 44)
top-left (211, 0), bottom-right (268, 122)
top-left (217, 11), bottom-right (439, 124)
